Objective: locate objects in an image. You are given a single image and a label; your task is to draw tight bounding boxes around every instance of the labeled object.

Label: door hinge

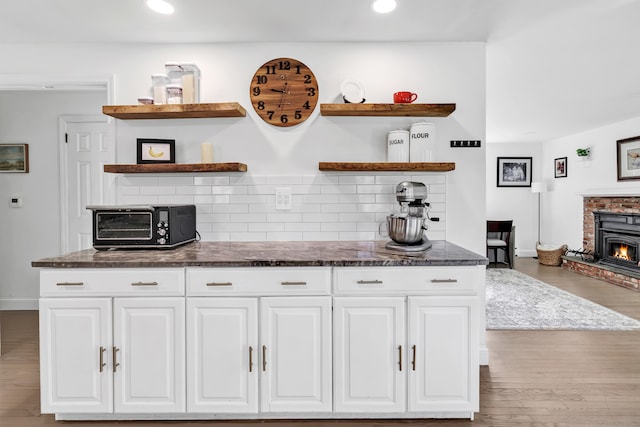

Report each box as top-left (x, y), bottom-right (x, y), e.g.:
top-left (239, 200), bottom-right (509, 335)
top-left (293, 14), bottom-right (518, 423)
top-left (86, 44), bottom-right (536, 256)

top-left (65, 133), bottom-right (68, 143)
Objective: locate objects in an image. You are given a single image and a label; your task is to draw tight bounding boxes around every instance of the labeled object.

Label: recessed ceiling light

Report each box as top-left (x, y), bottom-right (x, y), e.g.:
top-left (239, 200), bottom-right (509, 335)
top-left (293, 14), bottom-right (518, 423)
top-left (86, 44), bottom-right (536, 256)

top-left (146, 0), bottom-right (174, 14)
top-left (371, 0), bottom-right (397, 14)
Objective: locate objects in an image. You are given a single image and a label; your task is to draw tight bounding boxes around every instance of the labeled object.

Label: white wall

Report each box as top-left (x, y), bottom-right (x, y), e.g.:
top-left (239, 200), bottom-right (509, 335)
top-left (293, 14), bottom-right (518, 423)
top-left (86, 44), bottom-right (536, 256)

top-left (486, 142), bottom-right (543, 257)
top-left (0, 41), bottom-right (486, 308)
top-left (0, 91), bottom-right (106, 308)
top-left (541, 116), bottom-right (640, 251)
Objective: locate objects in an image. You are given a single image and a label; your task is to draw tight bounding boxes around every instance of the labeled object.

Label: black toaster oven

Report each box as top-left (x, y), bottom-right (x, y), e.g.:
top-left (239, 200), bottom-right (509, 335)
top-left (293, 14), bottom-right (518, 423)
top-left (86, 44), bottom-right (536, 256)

top-left (87, 204), bottom-right (196, 250)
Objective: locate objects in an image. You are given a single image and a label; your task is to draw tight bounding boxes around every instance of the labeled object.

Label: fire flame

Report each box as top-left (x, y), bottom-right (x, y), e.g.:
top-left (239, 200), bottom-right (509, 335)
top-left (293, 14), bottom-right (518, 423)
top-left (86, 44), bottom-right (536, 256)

top-left (614, 244), bottom-right (631, 261)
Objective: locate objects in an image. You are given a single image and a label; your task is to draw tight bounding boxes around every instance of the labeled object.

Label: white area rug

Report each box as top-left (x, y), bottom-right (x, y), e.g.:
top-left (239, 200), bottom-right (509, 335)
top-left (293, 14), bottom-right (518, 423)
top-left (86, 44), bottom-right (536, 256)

top-left (486, 268), bottom-right (640, 330)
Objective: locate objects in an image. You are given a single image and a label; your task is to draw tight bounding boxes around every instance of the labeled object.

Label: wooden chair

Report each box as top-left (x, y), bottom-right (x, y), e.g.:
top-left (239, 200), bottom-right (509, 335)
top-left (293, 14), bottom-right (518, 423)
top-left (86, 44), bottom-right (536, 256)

top-left (487, 220), bottom-right (514, 268)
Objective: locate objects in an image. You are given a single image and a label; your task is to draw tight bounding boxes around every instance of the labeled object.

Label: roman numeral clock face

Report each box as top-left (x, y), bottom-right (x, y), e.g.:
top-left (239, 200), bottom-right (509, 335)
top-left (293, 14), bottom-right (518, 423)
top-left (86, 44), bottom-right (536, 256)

top-left (250, 57), bottom-right (319, 127)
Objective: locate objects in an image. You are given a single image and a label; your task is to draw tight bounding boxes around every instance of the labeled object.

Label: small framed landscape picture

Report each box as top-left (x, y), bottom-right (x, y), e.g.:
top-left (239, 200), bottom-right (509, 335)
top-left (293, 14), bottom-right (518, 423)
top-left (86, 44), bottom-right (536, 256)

top-left (497, 157), bottom-right (532, 187)
top-left (554, 157), bottom-right (567, 178)
top-left (0, 143), bottom-right (29, 173)
top-left (617, 136), bottom-right (640, 181)
top-left (137, 138), bottom-right (175, 164)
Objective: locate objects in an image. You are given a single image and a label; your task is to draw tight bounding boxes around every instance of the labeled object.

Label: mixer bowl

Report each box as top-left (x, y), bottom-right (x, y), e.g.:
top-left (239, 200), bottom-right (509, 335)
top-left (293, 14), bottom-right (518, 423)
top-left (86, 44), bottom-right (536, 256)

top-left (386, 214), bottom-right (426, 244)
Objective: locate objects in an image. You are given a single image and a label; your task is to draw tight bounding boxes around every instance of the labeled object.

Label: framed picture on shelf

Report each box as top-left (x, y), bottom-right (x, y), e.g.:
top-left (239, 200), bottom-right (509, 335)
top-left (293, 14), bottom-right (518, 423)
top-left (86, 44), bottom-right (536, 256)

top-left (554, 157), bottom-right (567, 178)
top-left (137, 138), bottom-right (175, 164)
top-left (0, 143), bottom-right (29, 173)
top-left (617, 136), bottom-right (640, 181)
top-left (497, 157), bottom-right (532, 187)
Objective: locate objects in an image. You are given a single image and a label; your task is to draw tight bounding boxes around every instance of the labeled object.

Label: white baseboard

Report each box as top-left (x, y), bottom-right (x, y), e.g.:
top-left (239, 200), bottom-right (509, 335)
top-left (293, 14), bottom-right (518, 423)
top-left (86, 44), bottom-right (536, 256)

top-left (0, 298), bottom-right (38, 310)
top-left (517, 250), bottom-right (537, 257)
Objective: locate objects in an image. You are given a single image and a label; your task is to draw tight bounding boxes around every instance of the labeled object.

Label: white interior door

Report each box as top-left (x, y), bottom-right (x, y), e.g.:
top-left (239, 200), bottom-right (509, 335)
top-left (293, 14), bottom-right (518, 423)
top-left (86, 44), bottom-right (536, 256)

top-left (61, 116), bottom-right (115, 253)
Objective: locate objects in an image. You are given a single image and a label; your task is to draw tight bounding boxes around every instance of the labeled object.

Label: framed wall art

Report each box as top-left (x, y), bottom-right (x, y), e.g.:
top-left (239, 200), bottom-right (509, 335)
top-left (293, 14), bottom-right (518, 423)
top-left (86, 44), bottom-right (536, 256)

top-left (0, 143), bottom-right (29, 173)
top-left (554, 157), bottom-right (567, 178)
top-left (137, 138), bottom-right (175, 164)
top-left (497, 157), bottom-right (532, 187)
top-left (617, 136), bottom-right (640, 181)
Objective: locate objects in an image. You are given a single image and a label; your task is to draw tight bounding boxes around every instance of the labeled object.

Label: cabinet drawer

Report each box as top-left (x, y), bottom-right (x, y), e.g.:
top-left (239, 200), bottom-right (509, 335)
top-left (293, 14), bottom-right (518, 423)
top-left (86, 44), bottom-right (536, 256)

top-left (40, 268), bottom-right (185, 297)
top-left (187, 267), bottom-right (331, 296)
top-left (333, 266), bottom-right (477, 295)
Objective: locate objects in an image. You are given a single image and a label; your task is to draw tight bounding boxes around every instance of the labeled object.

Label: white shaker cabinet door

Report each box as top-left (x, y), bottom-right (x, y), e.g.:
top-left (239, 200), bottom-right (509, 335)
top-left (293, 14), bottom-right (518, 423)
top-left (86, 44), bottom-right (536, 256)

top-left (407, 296), bottom-right (478, 413)
top-left (113, 297), bottom-right (185, 413)
top-left (260, 296), bottom-right (332, 413)
top-left (333, 297), bottom-right (406, 413)
top-left (186, 298), bottom-right (259, 413)
top-left (39, 298), bottom-right (113, 414)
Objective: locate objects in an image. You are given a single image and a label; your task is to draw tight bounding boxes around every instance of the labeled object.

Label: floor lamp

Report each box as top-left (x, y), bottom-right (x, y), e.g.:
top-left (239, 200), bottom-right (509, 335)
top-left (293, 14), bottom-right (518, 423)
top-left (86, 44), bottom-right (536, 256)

top-left (531, 182), bottom-right (547, 247)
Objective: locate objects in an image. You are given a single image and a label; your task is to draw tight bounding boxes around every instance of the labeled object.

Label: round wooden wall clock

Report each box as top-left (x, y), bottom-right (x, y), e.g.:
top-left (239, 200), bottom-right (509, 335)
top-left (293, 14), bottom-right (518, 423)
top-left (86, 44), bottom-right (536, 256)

top-left (249, 57), bottom-right (319, 127)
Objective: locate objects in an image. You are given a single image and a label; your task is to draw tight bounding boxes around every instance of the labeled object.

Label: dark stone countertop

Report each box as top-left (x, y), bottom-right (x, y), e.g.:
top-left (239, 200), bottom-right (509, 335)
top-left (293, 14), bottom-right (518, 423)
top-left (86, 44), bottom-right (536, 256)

top-left (31, 240), bottom-right (488, 268)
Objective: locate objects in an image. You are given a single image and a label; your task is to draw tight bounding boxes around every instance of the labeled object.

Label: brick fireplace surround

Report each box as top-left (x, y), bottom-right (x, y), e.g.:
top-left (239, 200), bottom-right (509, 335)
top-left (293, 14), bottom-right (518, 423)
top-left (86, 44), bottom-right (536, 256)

top-left (563, 195), bottom-right (640, 291)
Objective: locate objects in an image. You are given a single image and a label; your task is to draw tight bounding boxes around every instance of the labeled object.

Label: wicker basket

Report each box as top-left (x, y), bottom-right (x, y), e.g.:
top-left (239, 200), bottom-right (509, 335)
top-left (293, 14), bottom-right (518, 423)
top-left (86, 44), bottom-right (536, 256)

top-left (536, 242), bottom-right (568, 266)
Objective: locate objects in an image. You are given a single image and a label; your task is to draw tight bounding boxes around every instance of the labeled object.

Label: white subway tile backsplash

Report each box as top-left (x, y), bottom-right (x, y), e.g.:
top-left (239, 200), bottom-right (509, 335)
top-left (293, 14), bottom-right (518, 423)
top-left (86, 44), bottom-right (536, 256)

top-left (322, 222), bottom-right (357, 232)
top-left (176, 185), bottom-right (211, 195)
top-left (194, 176), bottom-right (230, 186)
top-left (230, 232), bottom-right (267, 241)
top-left (303, 232), bottom-right (339, 241)
top-left (158, 176), bottom-right (194, 186)
top-left (248, 223), bottom-right (285, 232)
top-left (115, 173), bottom-right (446, 243)
top-left (338, 175), bottom-right (375, 185)
top-left (158, 195), bottom-right (194, 205)
top-left (285, 222), bottom-right (320, 232)
top-left (266, 176), bottom-right (303, 185)
top-left (322, 203), bottom-right (357, 213)
top-left (267, 232), bottom-right (303, 241)
top-left (140, 186), bottom-right (175, 195)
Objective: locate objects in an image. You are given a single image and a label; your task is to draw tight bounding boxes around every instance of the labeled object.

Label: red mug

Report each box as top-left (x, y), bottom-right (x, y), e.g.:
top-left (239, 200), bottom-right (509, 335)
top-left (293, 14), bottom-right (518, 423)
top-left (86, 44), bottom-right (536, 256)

top-left (393, 91), bottom-right (418, 103)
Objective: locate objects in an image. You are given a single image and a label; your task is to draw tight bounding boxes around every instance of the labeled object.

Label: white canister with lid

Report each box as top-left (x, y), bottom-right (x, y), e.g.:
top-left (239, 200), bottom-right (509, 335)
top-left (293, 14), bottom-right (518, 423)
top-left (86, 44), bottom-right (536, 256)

top-left (166, 84), bottom-right (183, 104)
top-left (387, 129), bottom-right (410, 162)
top-left (180, 62), bottom-right (200, 104)
top-left (409, 122), bottom-right (436, 162)
top-left (151, 74), bottom-right (170, 105)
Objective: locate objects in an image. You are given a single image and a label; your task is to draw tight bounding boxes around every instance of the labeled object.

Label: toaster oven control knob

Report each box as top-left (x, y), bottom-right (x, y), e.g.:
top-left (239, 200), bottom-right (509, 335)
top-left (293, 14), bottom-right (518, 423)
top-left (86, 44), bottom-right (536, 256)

top-left (158, 228), bottom-right (167, 236)
top-left (157, 238), bottom-right (166, 245)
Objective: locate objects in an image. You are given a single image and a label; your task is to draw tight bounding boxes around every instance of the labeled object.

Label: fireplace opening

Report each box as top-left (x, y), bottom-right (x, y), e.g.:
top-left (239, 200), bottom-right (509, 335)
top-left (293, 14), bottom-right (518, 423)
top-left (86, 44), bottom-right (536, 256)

top-left (610, 243), bottom-right (635, 261)
top-left (594, 211), bottom-right (640, 272)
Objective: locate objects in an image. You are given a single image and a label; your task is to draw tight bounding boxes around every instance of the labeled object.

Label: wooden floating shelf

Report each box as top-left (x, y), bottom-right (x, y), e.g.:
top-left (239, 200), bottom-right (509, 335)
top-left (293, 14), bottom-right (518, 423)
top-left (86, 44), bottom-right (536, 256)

top-left (104, 163), bottom-right (248, 174)
top-left (318, 162), bottom-right (455, 172)
top-left (319, 103), bottom-right (456, 117)
top-left (102, 102), bottom-right (247, 120)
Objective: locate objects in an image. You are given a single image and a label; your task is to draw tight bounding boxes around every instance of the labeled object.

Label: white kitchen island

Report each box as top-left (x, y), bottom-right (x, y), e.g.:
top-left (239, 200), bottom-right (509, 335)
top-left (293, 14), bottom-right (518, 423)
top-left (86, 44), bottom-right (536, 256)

top-left (32, 240), bottom-right (488, 421)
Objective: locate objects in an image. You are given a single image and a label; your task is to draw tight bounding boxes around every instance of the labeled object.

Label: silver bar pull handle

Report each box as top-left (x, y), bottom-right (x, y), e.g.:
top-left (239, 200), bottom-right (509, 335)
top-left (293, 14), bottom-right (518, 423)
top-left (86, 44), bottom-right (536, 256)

top-left (280, 281), bottom-right (307, 286)
top-left (113, 347), bottom-right (120, 373)
top-left (56, 282), bottom-right (84, 286)
top-left (131, 281), bottom-right (158, 286)
top-left (99, 346), bottom-right (106, 373)
top-left (206, 282), bottom-right (233, 287)
top-left (430, 279), bottom-right (458, 283)
top-left (262, 345), bottom-right (267, 372)
top-left (357, 280), bottom-right (383, 285)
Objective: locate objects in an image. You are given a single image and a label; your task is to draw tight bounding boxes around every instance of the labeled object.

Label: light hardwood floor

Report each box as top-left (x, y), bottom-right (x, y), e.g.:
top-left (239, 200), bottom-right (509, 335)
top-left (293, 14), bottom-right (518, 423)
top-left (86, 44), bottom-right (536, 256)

top-left (2, 258), bottom-right (640, 426)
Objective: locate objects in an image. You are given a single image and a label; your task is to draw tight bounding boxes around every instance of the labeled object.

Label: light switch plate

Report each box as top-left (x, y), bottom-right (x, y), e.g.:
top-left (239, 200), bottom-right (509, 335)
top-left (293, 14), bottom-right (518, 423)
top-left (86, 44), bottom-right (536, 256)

top-left (275, 187), bottom-right (291, 210)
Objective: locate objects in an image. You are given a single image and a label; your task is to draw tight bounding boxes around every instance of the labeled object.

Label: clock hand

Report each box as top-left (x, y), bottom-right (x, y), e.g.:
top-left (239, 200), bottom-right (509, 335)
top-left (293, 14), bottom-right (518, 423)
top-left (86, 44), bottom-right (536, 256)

top-left (278, 82), bottom-right (288, 108)
top-left (271, 88), bottom-right (285, 93)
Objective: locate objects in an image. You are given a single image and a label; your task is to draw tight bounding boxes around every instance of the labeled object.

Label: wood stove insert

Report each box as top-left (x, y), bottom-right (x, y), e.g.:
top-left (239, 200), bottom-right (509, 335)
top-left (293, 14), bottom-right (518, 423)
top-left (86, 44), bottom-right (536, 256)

top-left (594, 211), bottom-right (640, 272)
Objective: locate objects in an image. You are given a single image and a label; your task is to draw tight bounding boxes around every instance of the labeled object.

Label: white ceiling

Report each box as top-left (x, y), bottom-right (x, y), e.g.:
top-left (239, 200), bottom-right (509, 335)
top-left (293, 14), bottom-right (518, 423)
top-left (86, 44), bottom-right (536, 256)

top-left (1, 0), bottom-right (638, 144)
